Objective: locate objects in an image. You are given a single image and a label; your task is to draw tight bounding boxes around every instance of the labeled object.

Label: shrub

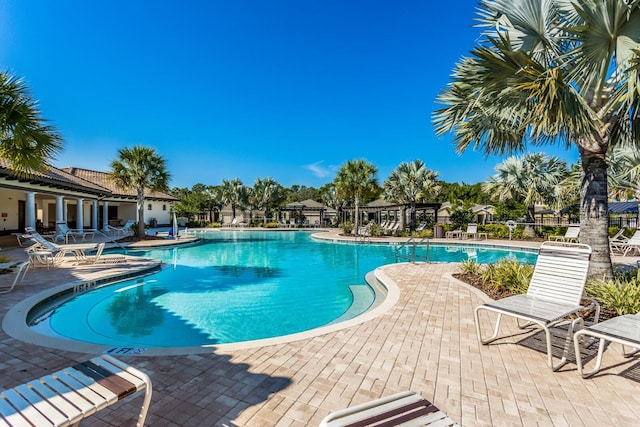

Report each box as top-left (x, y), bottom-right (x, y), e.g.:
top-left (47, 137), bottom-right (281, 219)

top-left (263, 221), bottom-right (278, 228)
top-left (341, 221), bottom-right (353, 234)
top-left (459, 259), bottom-right (482, 275)
top-left (412, 229), bottom-right (433, 238)
top-left (511, 226), bottom-right (530, 240)
top-left (586, 277), bottom-right (640, 316)
top-left (0, 255), bottom-right (11, 264)
top-left (481, 259), bottom-right (534, 294)
top-left (206, 222), bottom-right (221, 228)
top-left (369, 223), bottom-right (382, 236)
top-left (482, 224), bottom-right (510, 239)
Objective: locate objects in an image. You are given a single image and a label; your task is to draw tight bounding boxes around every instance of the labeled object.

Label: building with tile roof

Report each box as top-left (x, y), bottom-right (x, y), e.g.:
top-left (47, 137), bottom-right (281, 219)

top-left (0, 160), bottom-right (177, 234)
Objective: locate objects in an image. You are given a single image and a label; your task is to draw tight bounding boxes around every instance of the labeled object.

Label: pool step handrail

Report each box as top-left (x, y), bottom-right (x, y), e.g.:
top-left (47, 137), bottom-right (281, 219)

top-left (395, 237), bottom-right (430, 263)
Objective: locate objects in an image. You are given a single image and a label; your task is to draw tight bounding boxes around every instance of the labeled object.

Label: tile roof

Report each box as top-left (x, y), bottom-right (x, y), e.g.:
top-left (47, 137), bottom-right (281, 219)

top-left (0, 159), bottom-right (109, 195)
top-left (62, 167), bottom-right (177, 201)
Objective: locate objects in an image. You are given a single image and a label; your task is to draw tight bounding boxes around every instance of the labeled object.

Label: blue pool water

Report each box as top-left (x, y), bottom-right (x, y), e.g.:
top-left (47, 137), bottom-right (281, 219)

top-left (33, 231), bottom-right (537, 347)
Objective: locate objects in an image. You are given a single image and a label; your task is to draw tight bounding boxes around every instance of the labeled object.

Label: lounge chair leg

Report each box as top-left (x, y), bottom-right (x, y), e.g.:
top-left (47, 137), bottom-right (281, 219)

top-left (621, 345), bottom-right (640, 358)
top-left (475, 307), bottom-right (503, 344)
top-left (551, 318), bottom-right (581, 371)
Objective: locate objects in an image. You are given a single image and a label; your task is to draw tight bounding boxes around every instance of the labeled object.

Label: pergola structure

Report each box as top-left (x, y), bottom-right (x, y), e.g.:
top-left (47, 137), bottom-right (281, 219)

top-left (281, 199), bottom-right (334, 227)
top-left (348, 199), bottom-right (441, 231)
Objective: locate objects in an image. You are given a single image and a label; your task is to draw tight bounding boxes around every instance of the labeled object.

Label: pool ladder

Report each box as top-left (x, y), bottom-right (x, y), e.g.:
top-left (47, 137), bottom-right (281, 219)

top-left (395, 237), bottom-right (430, 263)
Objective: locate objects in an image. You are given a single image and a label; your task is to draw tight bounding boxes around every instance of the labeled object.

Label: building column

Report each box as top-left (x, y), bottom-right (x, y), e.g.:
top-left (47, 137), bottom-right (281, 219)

top-left (56, 196), bottom-right (64, 224)
top-left (102, 201), bottom-right (109, 231)
top-left (26, 192), bottom-right (36, 230)
top-left (92, 200), bottom-right (98, 230)
top-left (63, 200), bottom-right (69, 224)
top-left (76, 198), bottom-right (84, 229)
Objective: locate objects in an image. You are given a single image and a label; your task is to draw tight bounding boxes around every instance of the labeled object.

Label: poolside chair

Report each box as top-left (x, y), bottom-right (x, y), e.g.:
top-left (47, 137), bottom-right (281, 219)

top-left (76, 243), bottom-right (126, 265)
top-left (474, 241), bottom-right (597, 370)
top-left (319, 391), bottom-right (459, 426)
top-left (610, 228), bottom-right (640, 256)
top-left (0, 261), bottom-right (30, 293)
top-left (549, 224), bottom-right (580, 243)
top-left (56, 222), bottom-right (94, 243)
top-left (106, 219), bottom-right (135, 236)
top-left (573, 313), bottom-right (640, 378)
top-left (0, 355), bottom-right (152, 426)
top-left (26, 230), bottom-right (99, 265)
top-left (462, 223), bottom-right (487, 240)
top-left (445, 228), bottom-right (463, 239)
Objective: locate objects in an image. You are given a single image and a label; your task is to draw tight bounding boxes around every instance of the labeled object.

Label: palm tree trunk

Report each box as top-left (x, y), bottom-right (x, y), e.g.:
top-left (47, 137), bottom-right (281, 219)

top-left (579, 147), bottom-right (613, 279)
top-left (137, 190), bottom-right (145, 238)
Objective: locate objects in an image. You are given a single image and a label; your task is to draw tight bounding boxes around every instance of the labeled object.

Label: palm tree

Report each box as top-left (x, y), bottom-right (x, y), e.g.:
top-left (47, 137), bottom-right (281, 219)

top-left (0, 72), bottom-right (62, 175)
top-left (608, 146), bottom-right (640, 213)
top-left (483, 153), bottom-right (568, 227)
top-left (221, 178), bottom-right (246, 222)
top-left (252, 178), bottom-right (279, 224)
top-left (433, 0), bottom-right (640, 278)
top-left (383, 160), bottom-right (440, 231)
top-left (110, 146), bottom-right (171, 237)
top-left (334, 159), bottom-right (378, 234)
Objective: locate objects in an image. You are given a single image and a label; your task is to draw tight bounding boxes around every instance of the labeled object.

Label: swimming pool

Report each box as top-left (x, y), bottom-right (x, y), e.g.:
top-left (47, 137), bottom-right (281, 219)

top-left (29, 231), bottom-right (537, 349)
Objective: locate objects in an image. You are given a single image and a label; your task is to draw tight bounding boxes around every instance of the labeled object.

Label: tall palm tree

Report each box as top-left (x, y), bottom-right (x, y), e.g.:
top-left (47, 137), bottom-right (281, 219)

top-left (433, 0), bottom-right (640, 278)
top-left (253, 177), bottom-right (279, 224)
top-left (483, 153), bottom-right (568, 226)
top-left (334, 159), bottom-right (378, 234)
top-left (0, 72), bottom-right (62, 175)
top-left (110, 146), bottom-right (170, 237)
top-left (221, 178), bottom-right (246, 222)
top-left (383, 160), bottom-right (440, 231)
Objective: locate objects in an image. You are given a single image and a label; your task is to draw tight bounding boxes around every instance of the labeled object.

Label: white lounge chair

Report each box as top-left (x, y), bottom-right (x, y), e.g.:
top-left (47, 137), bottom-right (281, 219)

top-left (474, 241), bottom-right (597, 370)
top-left (549, 224), bottom-right (580, 242)
top-left (0, 261), bottom-right (30, 293)
top-left (76, 243), bottom-right (126, 265)
top-left (25, 230), bottom-right (99, 265)
top-left (610, 228), bottom-right (640, 256)
top-left (319, 391), bottom-right (459, 426)
top-left (56, 222), bottom-right (94, 243)
top-left (574, 313), bottom-right (640, 378)
top-left (106, 219), bottom-right (135, 236)
top-left (0, 355), bottom-right (152, 426)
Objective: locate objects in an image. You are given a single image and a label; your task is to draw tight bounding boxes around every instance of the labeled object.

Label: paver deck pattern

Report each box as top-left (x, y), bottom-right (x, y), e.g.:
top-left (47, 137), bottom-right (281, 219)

top-left (1, 233), bottom-right (639, 426)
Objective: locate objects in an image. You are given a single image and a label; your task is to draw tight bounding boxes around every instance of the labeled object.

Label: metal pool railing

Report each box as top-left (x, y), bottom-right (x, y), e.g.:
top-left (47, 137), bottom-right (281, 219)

top-left (395, 237), bottom-right (430, 263)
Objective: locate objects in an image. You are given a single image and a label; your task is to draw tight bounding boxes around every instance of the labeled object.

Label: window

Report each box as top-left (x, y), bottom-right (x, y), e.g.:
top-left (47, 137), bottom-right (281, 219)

top-left (162, 204), bottom-right (167, 211)
top-left (147, 204), bottom-right (152, 210)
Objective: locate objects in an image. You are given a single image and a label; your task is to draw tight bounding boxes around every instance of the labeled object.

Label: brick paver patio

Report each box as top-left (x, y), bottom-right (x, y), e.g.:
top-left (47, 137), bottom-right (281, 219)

top-left (1, 235), bottom-right (639, 426)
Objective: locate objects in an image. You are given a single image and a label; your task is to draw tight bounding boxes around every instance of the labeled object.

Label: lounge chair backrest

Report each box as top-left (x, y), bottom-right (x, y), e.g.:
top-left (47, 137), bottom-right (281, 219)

top-left (29, 232), bottom-right (59, 251)
top-left (527, 241), bottom-right (591, 305)
top-left (466, 223), bottom-right (478, 233)
top-left (626, 229), bottom-right (640, 245)
top-left (564, 225), bottom-right (580, 239)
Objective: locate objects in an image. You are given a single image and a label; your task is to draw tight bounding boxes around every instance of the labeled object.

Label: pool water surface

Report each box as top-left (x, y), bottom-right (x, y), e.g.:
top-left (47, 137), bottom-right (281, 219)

top-left (31, 231), bottom-right (537, 348)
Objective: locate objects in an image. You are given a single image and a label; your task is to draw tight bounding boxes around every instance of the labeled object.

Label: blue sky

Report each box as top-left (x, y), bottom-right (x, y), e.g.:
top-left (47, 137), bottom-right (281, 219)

top-left (1, 1), bottom-right (579, 189)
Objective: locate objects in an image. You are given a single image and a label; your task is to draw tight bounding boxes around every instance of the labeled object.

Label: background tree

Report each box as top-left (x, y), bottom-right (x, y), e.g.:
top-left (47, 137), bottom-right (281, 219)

top-left (433, 0), bottom-right (640, 278)
top-left (483, 153), bottom-right (568, 229)
top-left (0, 71), bottom-right (62, 175)
top-left (334, 159), bottom-right (378, 234)
top-left (221, 178), bottom-right (246, 222)
top-left (608, 146), bottom-right (640, 214)
top-left (252, 177), bottom-right (279, 224)
top-left (110, 146), bottom-right (170, 237)
top-left (383, 159), bottom-right (440, 231)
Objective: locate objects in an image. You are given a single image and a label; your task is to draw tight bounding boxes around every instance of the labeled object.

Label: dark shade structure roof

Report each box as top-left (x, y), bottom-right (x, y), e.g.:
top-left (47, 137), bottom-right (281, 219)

top-left (609, 201), bottom-right (638, 214)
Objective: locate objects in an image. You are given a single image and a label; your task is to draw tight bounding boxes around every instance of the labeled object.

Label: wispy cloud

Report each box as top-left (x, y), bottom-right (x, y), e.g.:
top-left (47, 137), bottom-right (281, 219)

top-left (304, 161), bottom-right (335, 179)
